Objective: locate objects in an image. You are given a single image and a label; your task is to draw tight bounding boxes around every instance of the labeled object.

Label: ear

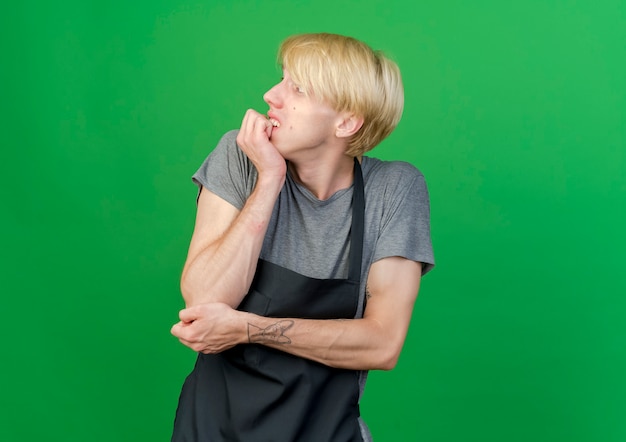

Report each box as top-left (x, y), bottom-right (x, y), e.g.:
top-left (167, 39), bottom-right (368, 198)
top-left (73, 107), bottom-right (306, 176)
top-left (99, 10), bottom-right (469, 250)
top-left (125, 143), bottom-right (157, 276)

top-left (335, 113), bottom-right (364, 139)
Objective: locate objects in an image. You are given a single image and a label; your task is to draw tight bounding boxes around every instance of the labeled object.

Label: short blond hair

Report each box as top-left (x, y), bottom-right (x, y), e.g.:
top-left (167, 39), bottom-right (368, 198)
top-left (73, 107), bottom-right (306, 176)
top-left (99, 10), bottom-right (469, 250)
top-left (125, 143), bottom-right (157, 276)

top-left (279, 33), bottom-right (404, 157)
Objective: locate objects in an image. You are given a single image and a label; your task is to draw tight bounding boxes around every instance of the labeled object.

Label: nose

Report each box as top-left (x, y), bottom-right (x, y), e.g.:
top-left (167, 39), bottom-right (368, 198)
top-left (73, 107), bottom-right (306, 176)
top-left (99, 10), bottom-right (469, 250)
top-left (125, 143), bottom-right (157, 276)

top-left (263, 82), bottom-right (282, 108)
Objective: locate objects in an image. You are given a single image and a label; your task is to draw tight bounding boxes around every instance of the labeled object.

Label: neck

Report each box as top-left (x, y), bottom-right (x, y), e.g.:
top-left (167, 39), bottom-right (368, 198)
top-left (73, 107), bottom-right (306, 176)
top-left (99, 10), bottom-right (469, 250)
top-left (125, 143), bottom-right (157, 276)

top-left (288, 154), bottom-right (358, 201)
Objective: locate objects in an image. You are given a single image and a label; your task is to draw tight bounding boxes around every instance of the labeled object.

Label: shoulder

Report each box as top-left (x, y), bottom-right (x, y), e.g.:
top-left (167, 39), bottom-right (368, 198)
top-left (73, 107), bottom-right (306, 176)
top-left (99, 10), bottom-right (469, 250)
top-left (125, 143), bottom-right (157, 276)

top-left (215, 129), bottom-right (241, 153)
top-left (209, 129), bottom-right (254, 170)
top-left (222, 129), bottom-right (240, 141)
top-left (192, 129), bottom-right (258, 207)
top-left (362, 157), bottom-right (426, 193)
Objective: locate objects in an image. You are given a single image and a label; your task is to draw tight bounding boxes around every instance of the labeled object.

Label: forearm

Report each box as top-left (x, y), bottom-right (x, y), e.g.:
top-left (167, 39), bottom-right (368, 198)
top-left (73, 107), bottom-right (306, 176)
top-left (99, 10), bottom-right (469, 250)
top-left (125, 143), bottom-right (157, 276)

top-left (236, 259), bottom-right (422, 370)
top-left (174, 259), bottom-right (422, 371)
top-left (181, 176), bottom-right (283, 307)
top-left (240, 312), bottom-right (406, 371)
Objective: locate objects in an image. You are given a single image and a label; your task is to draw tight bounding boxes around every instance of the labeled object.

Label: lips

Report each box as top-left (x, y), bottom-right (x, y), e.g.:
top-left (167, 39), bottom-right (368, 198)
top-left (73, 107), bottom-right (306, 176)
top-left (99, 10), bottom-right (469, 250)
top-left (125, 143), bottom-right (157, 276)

top-left (267, 111), bottom-right (281, 128)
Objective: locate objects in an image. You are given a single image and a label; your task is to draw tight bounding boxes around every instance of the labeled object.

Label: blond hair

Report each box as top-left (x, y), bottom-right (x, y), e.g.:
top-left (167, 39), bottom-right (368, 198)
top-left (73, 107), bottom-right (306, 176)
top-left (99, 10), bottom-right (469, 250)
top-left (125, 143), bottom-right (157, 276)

top-left (278, 33), bottom-right (404, 156)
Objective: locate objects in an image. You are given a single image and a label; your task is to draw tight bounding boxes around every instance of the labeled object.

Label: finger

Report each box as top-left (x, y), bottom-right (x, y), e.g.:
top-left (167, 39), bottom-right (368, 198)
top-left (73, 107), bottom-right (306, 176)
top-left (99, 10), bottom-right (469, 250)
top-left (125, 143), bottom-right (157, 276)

top-left (247, 113), bottom-right (272, 145)
top-left (253, 110), bottom-right (271, 129)
top-left (173, 326), bottom-right (196, 346)
top-left (241, 109), bottom-right (262, 138)
top-left (171, 321), bottom-right (194, 337)
top-left (256, 114), bottom-right (273, 138)
top-left (178, 337), bottom-right (199, 351)
top-left (178, 307), bottom-right (198, 323)
top-left (246, 111), bottom-right (270, 139)
top-left (245, 110), bottom-right (271, 140)
top-left (240, 109), bottom-right (255, 136)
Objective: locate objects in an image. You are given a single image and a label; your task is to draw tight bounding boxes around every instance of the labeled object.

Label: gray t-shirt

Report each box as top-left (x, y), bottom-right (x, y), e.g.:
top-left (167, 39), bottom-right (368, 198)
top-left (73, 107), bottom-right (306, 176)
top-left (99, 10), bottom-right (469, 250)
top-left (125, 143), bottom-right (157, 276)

top-left (192, 130), bottom-right (435, 441)
top-left (193, 130), bottom-right (434, 308)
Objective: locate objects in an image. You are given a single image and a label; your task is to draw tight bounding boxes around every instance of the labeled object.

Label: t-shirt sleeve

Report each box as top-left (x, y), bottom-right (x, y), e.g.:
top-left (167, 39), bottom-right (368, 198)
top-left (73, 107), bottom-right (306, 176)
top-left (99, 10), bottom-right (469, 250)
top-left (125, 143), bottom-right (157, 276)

top-left (372, 163), bottom-right (435, 275)
top-left (191, 130), bottom-right (257, 210)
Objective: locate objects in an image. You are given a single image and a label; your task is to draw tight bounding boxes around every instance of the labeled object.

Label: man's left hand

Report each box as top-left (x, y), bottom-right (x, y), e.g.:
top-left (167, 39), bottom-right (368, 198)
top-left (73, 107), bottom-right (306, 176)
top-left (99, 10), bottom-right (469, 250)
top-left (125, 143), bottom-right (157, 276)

top-left (171, 302), bottom-right (244, 354)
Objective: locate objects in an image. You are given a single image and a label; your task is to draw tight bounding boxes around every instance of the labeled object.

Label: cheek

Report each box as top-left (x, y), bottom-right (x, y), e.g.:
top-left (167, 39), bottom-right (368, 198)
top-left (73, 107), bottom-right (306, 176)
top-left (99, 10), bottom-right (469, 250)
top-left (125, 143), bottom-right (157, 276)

top-left (288, 107), bottom-right (296, 130)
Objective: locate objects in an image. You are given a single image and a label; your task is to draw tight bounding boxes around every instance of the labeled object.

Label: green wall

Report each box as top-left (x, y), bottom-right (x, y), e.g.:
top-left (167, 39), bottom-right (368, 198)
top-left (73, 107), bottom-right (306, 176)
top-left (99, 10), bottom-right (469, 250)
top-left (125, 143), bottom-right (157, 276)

top-left (2, 1), bottom-right (624, 441)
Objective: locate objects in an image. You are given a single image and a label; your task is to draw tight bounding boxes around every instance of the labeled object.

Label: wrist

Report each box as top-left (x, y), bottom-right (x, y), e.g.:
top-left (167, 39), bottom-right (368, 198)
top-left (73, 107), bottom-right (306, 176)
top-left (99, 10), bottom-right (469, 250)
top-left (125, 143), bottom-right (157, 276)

top-left (241, 312), bottom-right (257, 344)
top-left (255, 171), bottom-right (286, 195)
top-left (244, 314), bottom-right (295, 346)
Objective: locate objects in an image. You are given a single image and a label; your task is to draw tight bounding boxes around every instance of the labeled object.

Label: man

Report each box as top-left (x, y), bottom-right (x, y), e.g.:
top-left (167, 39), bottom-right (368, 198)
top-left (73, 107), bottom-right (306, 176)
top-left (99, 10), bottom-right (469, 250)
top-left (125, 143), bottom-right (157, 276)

top-left (171, 32), bottom-right (434, 441)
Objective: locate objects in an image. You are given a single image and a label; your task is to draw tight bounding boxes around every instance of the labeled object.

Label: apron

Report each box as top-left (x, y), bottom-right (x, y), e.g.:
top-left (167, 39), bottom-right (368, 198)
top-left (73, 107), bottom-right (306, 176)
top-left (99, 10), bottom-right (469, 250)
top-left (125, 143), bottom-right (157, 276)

top-left (172, 158), bottom-right (366, 442)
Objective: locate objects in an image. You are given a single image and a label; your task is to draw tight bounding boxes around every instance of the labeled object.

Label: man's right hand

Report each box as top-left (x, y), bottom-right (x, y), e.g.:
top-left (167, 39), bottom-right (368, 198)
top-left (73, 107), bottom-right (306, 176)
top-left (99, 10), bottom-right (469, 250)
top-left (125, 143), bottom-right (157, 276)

top-left (236, 109), bottom-right (287, 183)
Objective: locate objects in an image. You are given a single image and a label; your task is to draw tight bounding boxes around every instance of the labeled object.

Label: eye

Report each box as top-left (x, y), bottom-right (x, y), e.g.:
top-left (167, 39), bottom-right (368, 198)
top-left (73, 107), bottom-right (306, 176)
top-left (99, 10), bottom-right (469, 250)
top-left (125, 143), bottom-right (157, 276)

top-left (293, 84), bottom-right (305, 94)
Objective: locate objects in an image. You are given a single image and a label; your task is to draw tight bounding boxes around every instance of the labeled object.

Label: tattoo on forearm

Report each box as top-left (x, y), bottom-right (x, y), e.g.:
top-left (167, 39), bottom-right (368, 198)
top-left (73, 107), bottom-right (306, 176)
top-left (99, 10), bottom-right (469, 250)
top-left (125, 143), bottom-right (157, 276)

top-left (248, 320), bottom-right (294, 345)
top-left (365, 285), bottom-right (373, 300)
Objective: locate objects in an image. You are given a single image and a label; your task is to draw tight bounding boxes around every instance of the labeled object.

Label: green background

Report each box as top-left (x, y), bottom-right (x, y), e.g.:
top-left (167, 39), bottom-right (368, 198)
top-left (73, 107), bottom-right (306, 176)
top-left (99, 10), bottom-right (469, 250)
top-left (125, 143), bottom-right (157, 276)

top-left (2, 1), bottom-right (625, 441)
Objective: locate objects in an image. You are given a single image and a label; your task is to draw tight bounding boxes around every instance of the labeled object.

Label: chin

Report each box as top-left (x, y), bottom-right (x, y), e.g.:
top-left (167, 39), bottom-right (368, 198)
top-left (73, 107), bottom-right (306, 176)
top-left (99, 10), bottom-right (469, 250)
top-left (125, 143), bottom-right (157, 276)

top-left (274, 144), bottom-right (296, 161)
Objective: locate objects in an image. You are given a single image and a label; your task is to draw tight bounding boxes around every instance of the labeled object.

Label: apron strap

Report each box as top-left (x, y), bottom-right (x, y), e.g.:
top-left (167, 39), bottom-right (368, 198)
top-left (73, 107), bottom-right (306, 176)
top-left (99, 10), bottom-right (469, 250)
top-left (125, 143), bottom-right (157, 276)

top-left (348, 157), bottom-right (365, 282)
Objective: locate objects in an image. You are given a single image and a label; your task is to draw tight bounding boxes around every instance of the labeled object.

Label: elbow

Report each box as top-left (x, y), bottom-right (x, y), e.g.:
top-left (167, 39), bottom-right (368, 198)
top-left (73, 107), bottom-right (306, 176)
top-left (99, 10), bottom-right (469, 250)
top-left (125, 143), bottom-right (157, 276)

top-left (370, 343), bottom-right (403, 371)
top-left (179, 267), bottom-right (214, 307)
top-left (376, 349), bottom-right (401, 371)
top-left (179, 275), bottom-right (197, 307)
top-left (364, 321), bottom-right (406, 370)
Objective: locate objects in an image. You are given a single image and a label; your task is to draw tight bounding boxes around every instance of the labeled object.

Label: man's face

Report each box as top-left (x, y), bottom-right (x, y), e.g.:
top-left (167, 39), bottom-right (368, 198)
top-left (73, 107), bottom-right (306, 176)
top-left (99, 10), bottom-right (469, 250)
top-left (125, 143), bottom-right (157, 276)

top-left (263, 70), bottom-right (341, 160)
